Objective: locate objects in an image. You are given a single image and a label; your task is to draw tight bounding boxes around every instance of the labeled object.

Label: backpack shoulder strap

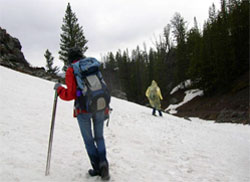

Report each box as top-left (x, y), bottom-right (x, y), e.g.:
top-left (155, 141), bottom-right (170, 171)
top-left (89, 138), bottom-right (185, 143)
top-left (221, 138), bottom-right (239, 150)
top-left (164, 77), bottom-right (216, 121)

top-left (72, 60), bottom-right (87, 91)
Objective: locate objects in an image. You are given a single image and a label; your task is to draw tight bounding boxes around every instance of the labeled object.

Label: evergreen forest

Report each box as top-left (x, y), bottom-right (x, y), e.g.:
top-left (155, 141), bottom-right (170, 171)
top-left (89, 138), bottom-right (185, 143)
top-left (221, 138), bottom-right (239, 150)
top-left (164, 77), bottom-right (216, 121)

top-left (101, 0), bottom-right (249, 106)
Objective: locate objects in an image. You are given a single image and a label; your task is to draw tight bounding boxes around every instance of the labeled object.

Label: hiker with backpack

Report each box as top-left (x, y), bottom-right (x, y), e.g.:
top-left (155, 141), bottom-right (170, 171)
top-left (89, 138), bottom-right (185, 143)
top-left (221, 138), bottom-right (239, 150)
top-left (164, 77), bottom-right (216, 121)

top-left (54, 47), bottom-right (111, 180)
top-left (145, 80), bottom-right (163, 116)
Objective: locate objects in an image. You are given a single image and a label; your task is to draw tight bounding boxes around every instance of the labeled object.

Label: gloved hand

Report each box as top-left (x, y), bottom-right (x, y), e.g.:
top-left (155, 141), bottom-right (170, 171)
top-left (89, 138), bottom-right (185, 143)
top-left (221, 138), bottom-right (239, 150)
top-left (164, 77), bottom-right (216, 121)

top-left (54, 83), bottom-right (62, 91)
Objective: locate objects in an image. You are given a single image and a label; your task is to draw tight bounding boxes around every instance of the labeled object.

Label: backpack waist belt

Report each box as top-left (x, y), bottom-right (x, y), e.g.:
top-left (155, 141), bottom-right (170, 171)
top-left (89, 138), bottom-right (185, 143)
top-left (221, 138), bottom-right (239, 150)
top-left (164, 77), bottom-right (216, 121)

top-left (74, 108), bottom-right (88, 117)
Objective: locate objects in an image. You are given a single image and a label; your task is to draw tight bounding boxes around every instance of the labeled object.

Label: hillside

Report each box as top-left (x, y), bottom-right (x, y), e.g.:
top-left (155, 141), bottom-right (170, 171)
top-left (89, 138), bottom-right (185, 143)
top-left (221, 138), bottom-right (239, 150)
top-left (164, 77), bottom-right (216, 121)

top-left (1, 66), bottom-right (250, 182)
top-left (0, 27), bottom-right (63, 82)
top-left (165, 72), bottom-right (249, 124)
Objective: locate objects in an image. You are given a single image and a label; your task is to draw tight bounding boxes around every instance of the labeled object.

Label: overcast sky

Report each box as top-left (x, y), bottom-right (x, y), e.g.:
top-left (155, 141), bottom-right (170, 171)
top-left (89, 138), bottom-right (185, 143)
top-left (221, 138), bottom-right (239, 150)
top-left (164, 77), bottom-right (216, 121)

top-left (0, 0), bottom-right (220, 69)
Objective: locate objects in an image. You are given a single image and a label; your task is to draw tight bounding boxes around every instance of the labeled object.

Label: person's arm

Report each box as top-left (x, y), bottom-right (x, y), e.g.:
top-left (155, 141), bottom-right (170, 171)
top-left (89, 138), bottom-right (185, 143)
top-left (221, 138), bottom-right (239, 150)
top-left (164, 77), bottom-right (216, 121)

top-left (57, 67), bottom-right (77, 101)
top-left (145, 87), bottom-right (150, 98)
top-left (157, 87), bottom-right (163, 100)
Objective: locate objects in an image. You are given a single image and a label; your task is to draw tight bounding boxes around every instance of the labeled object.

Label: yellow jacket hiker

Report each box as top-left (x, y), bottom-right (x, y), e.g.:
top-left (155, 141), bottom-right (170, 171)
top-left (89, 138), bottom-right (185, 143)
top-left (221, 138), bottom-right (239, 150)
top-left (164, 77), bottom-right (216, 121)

top-left (145, 80), bottom-right (163, 116)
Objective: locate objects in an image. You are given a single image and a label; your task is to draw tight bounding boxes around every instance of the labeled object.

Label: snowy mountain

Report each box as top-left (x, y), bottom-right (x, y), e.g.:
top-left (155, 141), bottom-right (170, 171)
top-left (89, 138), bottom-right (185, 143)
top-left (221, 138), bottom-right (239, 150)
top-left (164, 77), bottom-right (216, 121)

top-left (0, 66), bottom-right (250, 182)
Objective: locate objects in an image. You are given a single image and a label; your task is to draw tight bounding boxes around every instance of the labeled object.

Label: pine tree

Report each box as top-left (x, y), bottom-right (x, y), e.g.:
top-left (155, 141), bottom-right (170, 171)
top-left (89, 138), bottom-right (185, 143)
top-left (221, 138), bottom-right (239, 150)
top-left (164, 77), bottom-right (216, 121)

top-left (187, 17), bottom-right (202, 82)
top-left (163, 24), bottom-right (171, 52)
top-left (105, 52), bottom-right (116, 71)
top-left (118, 50), bottom-right (131, 98)
top-left (44, 49), bottom-right (59, 75)
top-left (171, 12), bottom-right (188, 84)
top-left (209, 3), bottom-right (217, 23)
top-left (59, 3), bottom-right (88, 71)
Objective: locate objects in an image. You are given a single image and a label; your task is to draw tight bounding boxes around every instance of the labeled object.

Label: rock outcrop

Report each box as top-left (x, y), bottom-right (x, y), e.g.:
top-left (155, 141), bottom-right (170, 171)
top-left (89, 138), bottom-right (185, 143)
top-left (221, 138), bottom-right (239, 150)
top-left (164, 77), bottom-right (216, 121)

top-left (0, 27), bottom-right (29, 68)
top-left (0, 27), bottom-right (63, 82)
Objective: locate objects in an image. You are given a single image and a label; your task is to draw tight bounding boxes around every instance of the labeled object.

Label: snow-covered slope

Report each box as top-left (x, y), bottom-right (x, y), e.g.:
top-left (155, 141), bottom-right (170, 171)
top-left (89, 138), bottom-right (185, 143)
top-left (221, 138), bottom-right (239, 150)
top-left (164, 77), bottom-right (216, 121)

top-left (0, 66), bottom-right (250, 182)
top-left (166, 89), bottom-right (204, 114)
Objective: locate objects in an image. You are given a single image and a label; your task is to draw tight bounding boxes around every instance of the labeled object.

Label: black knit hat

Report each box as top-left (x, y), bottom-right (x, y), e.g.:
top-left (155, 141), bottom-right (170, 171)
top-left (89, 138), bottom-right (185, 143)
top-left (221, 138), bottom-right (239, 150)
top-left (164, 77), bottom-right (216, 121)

top-left (68, 46), bottom-right (83, 64)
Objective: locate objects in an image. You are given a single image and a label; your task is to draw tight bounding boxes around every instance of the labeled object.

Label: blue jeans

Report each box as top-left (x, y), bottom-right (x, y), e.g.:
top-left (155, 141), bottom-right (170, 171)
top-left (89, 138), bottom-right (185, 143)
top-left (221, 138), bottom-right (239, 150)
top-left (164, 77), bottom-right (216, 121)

top-left (77, 111), bottom-right (108, 171)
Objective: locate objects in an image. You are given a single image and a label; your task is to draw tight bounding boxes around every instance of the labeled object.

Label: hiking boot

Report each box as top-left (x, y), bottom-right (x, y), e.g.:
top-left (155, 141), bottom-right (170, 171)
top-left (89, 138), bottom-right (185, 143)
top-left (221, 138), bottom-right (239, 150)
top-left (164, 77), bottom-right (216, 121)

top-left (99, 161), bottom-right (110, 181)
top-left (88, 169), bottom-right (100, 177)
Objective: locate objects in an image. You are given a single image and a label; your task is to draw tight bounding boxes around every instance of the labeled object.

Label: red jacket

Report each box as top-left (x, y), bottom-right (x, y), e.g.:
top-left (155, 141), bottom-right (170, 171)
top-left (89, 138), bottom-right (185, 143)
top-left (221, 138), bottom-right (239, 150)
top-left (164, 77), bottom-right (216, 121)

top-left (57, 66), bottom-right (77, 101)
top-left (56, 64), bottom-right (87, 117)
top-left (56, 61), bottom-right (109, 117)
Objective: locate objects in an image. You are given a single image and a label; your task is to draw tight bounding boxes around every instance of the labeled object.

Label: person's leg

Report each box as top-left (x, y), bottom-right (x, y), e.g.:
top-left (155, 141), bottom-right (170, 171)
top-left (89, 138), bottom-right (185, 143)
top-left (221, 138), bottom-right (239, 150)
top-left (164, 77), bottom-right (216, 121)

top-left (77, 113), bottom-right (99, 172)
top-left (93, 111), bottom-right (107, 163)
top-left (93, 111), bottom-right (110, 180)
top-left (152, 108), bottom-right (156, 116)
top-left (158, 110), bottom-right (162, 116)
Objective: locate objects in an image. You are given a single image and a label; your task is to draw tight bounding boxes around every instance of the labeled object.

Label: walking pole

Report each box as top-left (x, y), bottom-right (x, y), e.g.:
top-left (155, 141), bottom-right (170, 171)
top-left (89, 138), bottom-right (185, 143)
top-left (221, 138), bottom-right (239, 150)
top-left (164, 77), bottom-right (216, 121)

top-left (45, 90), bottom-right (58, 176)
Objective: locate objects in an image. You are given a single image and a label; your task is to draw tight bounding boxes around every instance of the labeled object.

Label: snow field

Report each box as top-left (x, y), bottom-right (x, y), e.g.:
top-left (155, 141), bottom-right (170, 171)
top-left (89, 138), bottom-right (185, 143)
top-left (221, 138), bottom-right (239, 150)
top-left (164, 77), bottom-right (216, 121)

top-left (0, 66), bottom-right (250, 182)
